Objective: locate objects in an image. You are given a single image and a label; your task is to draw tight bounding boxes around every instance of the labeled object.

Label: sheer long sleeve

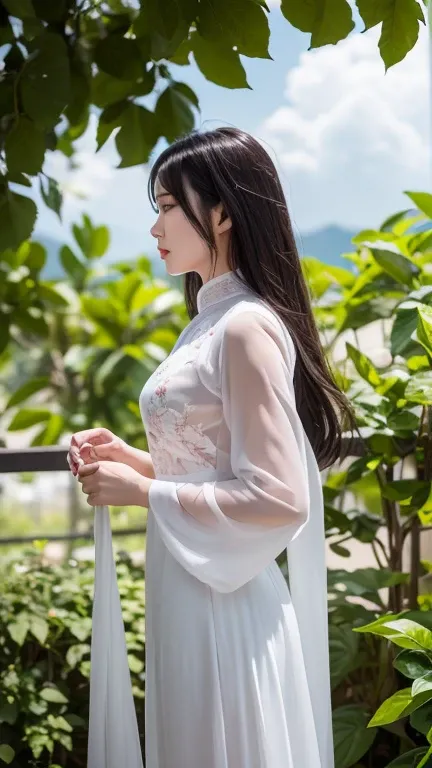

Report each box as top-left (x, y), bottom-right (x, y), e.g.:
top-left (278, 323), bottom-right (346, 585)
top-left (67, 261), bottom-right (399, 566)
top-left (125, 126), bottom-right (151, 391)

top-left (148, 309), bottom-right (310, 593)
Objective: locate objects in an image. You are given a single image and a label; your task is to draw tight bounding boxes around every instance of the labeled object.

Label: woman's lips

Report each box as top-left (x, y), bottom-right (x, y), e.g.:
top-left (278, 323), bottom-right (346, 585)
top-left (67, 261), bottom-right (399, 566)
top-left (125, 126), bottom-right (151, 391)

top-left (158, 248), bottom-right (170, 259)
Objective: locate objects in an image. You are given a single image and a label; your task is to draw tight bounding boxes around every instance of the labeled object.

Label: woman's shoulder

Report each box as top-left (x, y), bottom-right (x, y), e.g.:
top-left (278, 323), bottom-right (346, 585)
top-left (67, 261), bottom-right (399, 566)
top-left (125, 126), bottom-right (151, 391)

top-left (220, 298), bottom-right (296, 367)
top-left (195, 297), bottom-right (296, 392)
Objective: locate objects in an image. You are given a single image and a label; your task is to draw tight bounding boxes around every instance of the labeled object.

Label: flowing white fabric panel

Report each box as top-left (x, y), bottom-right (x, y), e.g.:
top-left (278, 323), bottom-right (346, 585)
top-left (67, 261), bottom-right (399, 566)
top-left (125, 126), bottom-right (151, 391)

top-left (87, 500), bottom-right (143, 768)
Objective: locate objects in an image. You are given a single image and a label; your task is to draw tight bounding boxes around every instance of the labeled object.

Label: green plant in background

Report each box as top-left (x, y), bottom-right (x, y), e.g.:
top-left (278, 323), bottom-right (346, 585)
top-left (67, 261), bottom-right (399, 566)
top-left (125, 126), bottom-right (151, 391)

top-left (354, 616), bottom-right (432, 768)
top-left (0, 0), bottom-right (424, 256)
top-left (1, 212), bottom-right (187, 447)
top-left (0, 546), bottom-right (145, 767)
top-left (303, 191), bottom-right (432, 767)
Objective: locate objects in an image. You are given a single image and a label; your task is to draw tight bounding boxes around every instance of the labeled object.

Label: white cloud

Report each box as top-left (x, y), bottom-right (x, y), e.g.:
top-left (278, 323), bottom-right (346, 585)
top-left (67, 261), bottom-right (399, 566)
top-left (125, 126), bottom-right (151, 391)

top-left (259, 23), bottom-right (430, 233)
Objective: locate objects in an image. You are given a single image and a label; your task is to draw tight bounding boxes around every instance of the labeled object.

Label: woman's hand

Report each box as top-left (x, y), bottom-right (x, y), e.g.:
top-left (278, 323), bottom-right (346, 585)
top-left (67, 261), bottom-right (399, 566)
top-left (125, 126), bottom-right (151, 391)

top-left (68, 428), bottom-right (155, 480)
top-left (77, 460), bottom-right (153, 508)
top-left (68, 428), bottom-right (127, 476)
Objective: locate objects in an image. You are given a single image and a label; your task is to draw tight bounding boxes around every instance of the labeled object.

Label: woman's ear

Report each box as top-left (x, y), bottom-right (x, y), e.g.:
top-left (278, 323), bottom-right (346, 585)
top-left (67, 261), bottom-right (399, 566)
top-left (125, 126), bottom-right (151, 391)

top-left (213, 203), bottom-right (232, 234)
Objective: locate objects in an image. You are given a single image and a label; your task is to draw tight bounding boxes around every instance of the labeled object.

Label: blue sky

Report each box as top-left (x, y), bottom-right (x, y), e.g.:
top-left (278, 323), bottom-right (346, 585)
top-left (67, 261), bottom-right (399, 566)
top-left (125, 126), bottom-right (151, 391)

top-left (34, 3), bottom-right (430, 263)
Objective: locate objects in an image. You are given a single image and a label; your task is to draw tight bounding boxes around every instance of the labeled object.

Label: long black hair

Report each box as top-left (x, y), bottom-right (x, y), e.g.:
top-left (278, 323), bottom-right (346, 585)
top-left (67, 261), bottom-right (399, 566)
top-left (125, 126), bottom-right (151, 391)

top-left (149, 127), bottom-right (352, 469)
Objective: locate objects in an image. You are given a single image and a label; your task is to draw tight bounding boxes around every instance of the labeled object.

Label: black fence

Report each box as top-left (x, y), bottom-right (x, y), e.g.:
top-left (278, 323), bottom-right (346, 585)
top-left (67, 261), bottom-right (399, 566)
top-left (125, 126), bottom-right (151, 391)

top-left (0, 436), bottom-right (416, 546)
top-left (0, 446), bottom-right (146, 545)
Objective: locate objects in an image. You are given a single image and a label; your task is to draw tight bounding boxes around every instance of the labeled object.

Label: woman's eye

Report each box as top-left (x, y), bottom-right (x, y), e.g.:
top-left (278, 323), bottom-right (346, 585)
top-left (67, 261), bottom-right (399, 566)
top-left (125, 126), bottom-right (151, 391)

top-left (161, 203), bottom-right (175, 212)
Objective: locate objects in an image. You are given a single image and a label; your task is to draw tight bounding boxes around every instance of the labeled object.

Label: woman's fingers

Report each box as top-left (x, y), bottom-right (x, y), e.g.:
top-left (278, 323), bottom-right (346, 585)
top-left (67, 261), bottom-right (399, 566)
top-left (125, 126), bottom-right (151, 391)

top-left (71, 428), bottom-right (113, 449)
top-left (77, 461), bottom-right (99, 495)
top-left (77, 462), bottom-right (99, 481)
top-left (80, 442), bottom-right (112, 462)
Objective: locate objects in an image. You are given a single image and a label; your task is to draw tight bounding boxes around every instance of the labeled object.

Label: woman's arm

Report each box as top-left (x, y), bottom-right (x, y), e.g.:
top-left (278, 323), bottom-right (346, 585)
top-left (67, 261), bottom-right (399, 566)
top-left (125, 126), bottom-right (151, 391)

top-left (146, 309), bottom-right (310, 593)
top-left (122, 444), bottom-right (156, 479)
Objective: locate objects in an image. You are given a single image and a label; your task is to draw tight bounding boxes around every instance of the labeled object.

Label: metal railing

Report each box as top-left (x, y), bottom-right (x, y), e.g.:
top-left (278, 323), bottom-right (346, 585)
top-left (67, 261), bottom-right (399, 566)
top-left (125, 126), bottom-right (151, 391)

top-left (0, 446), bottom-right (146, 545)
top-left (0, 435), bottom-right (417, 545)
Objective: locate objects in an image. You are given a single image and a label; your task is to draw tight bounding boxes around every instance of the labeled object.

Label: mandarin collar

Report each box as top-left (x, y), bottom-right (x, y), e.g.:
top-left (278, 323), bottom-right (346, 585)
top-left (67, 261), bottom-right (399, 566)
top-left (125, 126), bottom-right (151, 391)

top-left (197, 268), bottom-right (248, 313)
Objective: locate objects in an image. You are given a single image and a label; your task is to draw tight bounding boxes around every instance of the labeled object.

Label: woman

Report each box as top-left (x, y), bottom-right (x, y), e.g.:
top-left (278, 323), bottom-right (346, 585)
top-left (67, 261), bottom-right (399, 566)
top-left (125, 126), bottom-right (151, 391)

top-left (68, 127), bottom-right (351, 768)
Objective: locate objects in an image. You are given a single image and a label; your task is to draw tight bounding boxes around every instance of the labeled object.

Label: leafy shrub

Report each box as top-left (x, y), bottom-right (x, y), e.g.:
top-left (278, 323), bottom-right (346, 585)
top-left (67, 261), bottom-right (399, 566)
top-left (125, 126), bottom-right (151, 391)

top-left (0, 547), bottom-right (145, 767)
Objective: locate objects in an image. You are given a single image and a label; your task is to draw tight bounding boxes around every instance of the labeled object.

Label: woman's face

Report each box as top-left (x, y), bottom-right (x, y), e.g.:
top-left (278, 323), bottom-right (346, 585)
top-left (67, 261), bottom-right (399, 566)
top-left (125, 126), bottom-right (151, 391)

top-left (150, 179), bottom-right (211, 278)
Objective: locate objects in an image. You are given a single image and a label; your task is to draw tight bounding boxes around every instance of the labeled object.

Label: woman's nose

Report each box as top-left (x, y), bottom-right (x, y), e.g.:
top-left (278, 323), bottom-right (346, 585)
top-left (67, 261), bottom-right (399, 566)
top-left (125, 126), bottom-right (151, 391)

top-left (150, 216), bottom-right (163, 239)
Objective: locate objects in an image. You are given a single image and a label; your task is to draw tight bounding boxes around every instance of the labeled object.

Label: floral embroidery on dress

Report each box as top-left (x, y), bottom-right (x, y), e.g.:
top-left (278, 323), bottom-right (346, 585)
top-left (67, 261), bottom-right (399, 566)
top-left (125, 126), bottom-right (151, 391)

top-left (197, 271), bottom-right (245, 313)
top-left (146, 375), bottom-right (217, 476)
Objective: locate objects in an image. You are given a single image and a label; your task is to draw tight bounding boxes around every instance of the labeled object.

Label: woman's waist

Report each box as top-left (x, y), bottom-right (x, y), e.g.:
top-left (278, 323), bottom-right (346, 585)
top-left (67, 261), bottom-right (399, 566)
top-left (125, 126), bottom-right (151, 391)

top-left (154, 469), bottom-right (231, 483)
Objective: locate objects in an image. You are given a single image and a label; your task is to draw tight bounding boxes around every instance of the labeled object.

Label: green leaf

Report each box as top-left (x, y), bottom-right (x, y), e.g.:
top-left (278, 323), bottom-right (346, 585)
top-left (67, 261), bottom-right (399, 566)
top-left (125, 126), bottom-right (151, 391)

top-left (40, 686), bottom-right (68, 704)
top-left (345, 456), bottom-right (375, 485)
top-left (382, 480), bottom-right (431, 503)
top-left (2, 0), bottom-right (34, 18)
top-left (66, 643), bottom-right (90, 669)
top-left (72, 216), bottom-right (110, 259)
top-left (329, 624), bottom-right (360, 690)
top-left (5, 376), bottom-right (50, 409)
top-left (385, 747), bottom-right (431, 768)
top-left (0, 745), bottom-right (15, 765)
top-left (198, 0), bottom-right (271, 58)
top-left (369, 687), bottom-right (412, 726)
top-left (329, 542), bottom-right (351, 557)
top-left (417, 305), bottom-right (432, 356)
top-left (32, 412), bottom-right (64, 446)
top-left (68, 616), bottom-right (92, 642)
top-left (91, 71), bottom-right (134, 108)
top-left (354, 618), bottom-right (432, 652)
top-left (387, 411), bottom-right (420, 433)
top-left (192, 32), bottom-right (250, 89)
top-left (39, 175), bottom-right (62, 219)
top-left (0, 700), bottom-right (18, 725)
top-left (413, 672), bottom-right (432, 698)
top-left (378, 0), bottom-right (423, 71)
top-left (7, 170), bottom-right (32, 187)
top-left (155, 82), bottom-right (195, 142)
top-left (394, 649), bottom-right (432, 680)
top-left (7, 615), bottom-right (30, 646)
top-left (30, 615), bottom-right (49, 645)
top-left (0, 318), bottom-right (10, 355)
top-left (65, 65), bottom-right (90, 127)
top-left (47, 715), bottom-right (73, 734)
top-left (5, 117), bottom-right (45, 176)
top-left (417, 746), bottom-right (432, 768)
top-left (60, 245), bottom-right (86, 282)
top-left (32, 0), bottom-right (67, 22)
top-left (0, 190), bottom-right (37, 250)
top-left (168, 36), bottom-right (192, 65)
top-left (115, 104), bottom-right (158, 168)
top-left (23, 240), bottom-right (46, 270)
top-left (346, 342), bottom-right (381, 386)
top-left (96, 100), bottom-right (128, 150)
top-left (406, 192), bottom-right (432, 219)
top-left (20, 32), bottom-right (70, 129)
top-left (391, 304), bottom-right (421, 357)
top-left (368, 244), bottom-right (420, 286)
top-left (128, 654), bottom-right (144, 674)
top-left (410, 701), bottom-right (432, 736)
top-left (281, 0), bottom-right (355, 48)
top-left (8, 408), bottom-right (51, 431)
top-left (328, 569), bottom-right (408, 609)
top-left (332, 705), bottom-right (377, 767)
top-left (369, 687), bottom-right (432, 727)
top-left (94, 36), bottom-right (143, 81)
top-left (406, 371), bottom-right (432, 405)
top-left (171, 82), bottom-right (199, 110)
top-left (38, 284), bottom-right (69, 306)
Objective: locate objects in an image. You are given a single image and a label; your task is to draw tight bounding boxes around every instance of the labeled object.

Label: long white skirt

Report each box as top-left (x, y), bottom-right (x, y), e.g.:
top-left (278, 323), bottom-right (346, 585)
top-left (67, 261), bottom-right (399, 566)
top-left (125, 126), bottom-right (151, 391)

top-left (144, 505), bottom-right (322, 768)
